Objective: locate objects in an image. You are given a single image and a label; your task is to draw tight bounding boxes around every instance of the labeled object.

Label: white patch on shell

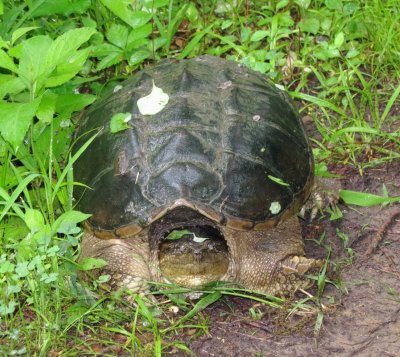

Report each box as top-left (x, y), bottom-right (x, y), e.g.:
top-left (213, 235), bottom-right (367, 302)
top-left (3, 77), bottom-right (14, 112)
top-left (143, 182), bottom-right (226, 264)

top-left (269, 201), bottom-right (281, 215)
top-left (253, 114), bottom-right (261, 122)
top-left (113, 85), bottom-right (123, 93)
top-left (137, 80), bottom-right (169, 115)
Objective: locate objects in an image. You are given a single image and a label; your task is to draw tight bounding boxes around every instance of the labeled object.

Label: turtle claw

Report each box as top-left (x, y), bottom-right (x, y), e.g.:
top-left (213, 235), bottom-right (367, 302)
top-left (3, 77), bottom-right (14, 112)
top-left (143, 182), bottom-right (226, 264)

top-left (272, 255), bottom-right (324, 294)
top-left (281, 255), bottom-right (323, 276)
top-left (301, 178), bottom-right (340, 220)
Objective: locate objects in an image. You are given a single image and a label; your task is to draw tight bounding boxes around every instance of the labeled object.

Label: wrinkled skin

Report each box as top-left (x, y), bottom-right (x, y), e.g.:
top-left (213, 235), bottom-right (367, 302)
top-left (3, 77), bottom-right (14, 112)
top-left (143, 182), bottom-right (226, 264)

top-left (80, 214), bottom-right (322, 295)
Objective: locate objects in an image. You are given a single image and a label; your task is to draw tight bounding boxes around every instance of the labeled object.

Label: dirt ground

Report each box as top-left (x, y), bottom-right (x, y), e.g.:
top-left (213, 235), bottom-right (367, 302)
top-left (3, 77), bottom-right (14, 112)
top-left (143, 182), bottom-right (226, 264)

top-left (185, 161), bottom-right (400, 357)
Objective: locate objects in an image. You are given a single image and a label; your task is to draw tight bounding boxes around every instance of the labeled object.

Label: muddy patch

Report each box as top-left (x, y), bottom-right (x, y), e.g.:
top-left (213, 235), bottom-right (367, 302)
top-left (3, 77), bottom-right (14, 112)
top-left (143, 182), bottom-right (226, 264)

top-left (185, 162), bottom-right (400, 357)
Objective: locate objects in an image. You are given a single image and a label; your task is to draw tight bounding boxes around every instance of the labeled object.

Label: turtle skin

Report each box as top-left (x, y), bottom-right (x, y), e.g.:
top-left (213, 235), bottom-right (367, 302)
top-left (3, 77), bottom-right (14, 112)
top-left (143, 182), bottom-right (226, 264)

top-left (75, 56), bottom-right (321, 295)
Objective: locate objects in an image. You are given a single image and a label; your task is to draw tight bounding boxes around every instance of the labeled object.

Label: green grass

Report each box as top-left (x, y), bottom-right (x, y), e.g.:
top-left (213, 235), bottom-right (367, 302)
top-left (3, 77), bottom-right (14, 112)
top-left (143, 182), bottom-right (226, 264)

top-left (0, 0), bottom-right (399, 355)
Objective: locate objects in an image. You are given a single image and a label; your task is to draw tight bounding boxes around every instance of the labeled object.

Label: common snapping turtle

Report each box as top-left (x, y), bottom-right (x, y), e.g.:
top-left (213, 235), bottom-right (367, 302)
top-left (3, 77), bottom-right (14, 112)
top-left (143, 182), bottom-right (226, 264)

top-left (74, 56), bottom-right (322, 295)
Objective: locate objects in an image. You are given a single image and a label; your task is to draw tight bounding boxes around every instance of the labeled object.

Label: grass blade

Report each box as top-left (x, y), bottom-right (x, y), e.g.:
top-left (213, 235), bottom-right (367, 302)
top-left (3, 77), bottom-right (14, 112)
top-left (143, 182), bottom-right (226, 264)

top-left (0, 173), bottom-right (40, 221)
top-left (340, 189), bottom-right (400, 207)
top-left (51, 132), bottom-right (98, 203)
top-left (380, 84), bottom-right (400, 123)
top-left (164, 291), bottom-right (221, 332)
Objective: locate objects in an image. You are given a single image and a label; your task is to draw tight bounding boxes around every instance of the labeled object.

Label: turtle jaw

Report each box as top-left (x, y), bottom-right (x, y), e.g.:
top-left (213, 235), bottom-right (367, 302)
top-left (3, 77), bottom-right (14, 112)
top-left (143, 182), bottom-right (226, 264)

top-left (149, 206), bottom-right (231, 288)
top-left (157, 226), bottom-right (230, 288)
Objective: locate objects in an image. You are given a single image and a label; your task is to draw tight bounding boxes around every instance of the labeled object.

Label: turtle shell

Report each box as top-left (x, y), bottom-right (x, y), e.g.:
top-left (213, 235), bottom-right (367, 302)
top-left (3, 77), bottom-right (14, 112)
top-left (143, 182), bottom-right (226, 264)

top-left (73, 56), bottom-right (313, 237)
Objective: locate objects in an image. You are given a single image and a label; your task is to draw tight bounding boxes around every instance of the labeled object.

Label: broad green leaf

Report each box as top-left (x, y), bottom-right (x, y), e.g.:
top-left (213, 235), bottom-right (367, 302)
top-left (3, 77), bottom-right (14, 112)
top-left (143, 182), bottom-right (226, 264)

top-left (325, 0), bottom-right (342, 10)
top-left (17, 35), bottom-right (53, 94)
top-left (142, 0), bottom-right (169, 8)
top-left (241, 27), bottom-right (251, 42)
top-left (45, 47), bottom-right (91, 88)
top-left (53, 210), bottom-right (91, 235)
top-left (127, 24), bottom-right (152, 45)
top-left (0, 99), bottom-right (40, 150)
top-left (147, 37), bottom-right (167, 51)
top-left (0, 301), bottom-right (17, 316)
top-left (339, 190), bottom-right (400, 207)
top-left (31, 0), bottom-right (91, 17)
top-left (45, 27), bottom-right (96, 69)
top-left (34, 115), bottom-right (74, 165)
top-left (11, 27), bottom-right (39, 45)
top-left (314, 44), bottom-right (340, 60)
top-left (334, 32), bottom-right (345, 48)
top-left (275, 12), bottom-right (294, 27)
top-left (0, 261), bottom-right (15, 274)
top-left (251, 61), bottom-right (271, 74)
top-left (92, 43), bottom-right (121, 57)
top-left (0, 1), bottom-right (3, 15)
top-left (345, 48), bottom-right (359, 59)
top-left (24, 209), bottom-right (45, 233)
top-left (0, 75), bottom-right (25, 98)
top-left (276, 0), bottom-right (289, 10)
top-left (185, 2), bottom-right (199, 23)
top-left (40, 272), bottom-right (58, 283)
top-left (99, 0), bottom-right (152, 28)
top-left (314, 162), bottom-right (341, 178)
top-left (343, 2), bottom-right (358, 15)
top-left (36, 91), bottom-right (57, 123)
top-left (55, 93), bottom-right (96, 119)
top-left (221, 20), bottom-right (233, 30)
top-left (0, 49), bottom-right (18, 72)
top-left (82, 16), bottom-right (97, 28)
top-left (0, 217), bottom-right (29, 243)
top-left (78, 257), bottom-right (107, 271)
top-left (33, 226), bottom-right (52, 247)
top-left (110, 112), bottom-right (132, 133)
top-left (106, 24), bottom-right (129, 49)
top-left (15, 262), bottom-right (29, 278)
top-left (299, 17), bottom-right (320, 34)
top-left (250, 30), bottom-right (269, 42)
top-left (137, 81), bottom-right (169, 115)
top-left (96, 51), bottom-right (123, 71)
top-left (128, 48), bottom-right (151, 66)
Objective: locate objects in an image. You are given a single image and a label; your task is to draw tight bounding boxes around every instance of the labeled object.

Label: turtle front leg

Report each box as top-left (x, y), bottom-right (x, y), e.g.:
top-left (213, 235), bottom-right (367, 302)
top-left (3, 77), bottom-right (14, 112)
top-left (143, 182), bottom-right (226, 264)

top-left (300, 177), bottom-right (341, 219)
top-left (223, 216), bottom-right (323, 295)
top-left (79, 231), bottom-right (152, 294)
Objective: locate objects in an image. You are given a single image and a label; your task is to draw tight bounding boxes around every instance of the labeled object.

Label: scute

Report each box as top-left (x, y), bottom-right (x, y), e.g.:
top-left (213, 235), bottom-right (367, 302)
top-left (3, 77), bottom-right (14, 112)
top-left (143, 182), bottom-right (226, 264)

top-left (74, 56), bottom-right (313, 233)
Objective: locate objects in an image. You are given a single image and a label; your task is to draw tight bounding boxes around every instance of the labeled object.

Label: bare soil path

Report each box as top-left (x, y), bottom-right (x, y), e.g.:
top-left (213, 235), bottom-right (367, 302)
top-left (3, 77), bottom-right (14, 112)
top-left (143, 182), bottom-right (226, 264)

top-left (187, 162), bottom-right (400, 357)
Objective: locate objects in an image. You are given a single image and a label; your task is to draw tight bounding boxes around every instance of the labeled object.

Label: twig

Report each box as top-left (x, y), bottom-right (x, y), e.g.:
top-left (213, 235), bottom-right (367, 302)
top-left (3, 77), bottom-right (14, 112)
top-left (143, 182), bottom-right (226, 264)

top-left (365, 209), bottom-right (400, 255)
